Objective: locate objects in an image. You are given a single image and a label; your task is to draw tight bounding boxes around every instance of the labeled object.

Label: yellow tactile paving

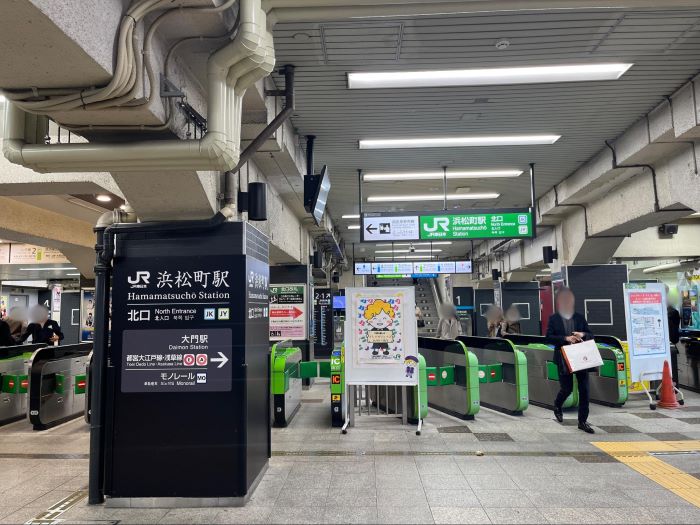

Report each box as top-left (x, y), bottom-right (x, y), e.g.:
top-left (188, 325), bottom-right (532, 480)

top-left (593, 441), bottom-right (700, 508)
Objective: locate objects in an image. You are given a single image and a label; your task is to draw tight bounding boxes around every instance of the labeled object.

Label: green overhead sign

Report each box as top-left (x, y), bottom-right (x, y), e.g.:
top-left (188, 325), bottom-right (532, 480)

top-left (419, 211), bottom-right (533, 240)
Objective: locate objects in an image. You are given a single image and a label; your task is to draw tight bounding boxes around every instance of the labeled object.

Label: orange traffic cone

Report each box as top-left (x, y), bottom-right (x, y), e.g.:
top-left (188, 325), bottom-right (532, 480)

top-left (657, 360), bottom-right (681, 409)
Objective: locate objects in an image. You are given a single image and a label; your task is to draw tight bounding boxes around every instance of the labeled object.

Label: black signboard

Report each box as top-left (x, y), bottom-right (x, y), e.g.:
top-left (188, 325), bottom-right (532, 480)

top-left (106, 222), bottom-right (270, 499)
top-left (313, 288), bottom-right (333, 358)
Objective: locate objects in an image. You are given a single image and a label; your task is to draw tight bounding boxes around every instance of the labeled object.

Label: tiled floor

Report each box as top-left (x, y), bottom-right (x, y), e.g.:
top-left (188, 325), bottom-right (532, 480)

top-left (2, 382), bottom-right (700, 524)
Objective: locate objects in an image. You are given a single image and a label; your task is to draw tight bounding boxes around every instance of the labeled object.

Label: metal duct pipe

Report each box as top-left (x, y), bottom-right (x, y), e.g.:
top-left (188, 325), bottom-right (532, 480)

top-left (306, 135), bottom-right (316, 176)
top-left (264, 0), bottom-right (700, 24)
top-left (2, 0), bottom-right (274, 173)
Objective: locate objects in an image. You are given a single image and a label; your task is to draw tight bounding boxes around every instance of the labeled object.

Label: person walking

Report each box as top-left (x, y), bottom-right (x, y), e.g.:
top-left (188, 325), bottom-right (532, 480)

top-left (501, 305), bottom-right (522, 335)
top-left (667, 286), bottom-right (681, 384)
top-left (5, 306), bottom-right (27, 340)
top-left (546, 287), bottom-right (595, 434)
top-left (485, 305), bottom-right (505, 337)
top-left (437, 303), bottom-right (462, 339)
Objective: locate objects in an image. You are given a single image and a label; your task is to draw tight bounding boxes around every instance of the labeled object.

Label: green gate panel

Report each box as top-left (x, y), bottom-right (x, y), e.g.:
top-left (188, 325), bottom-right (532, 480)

top-left (478, 364), bottom-right (502, 383)
top-left (1, 375), bottom-right (18, 394)
top-left (600, 359), bottom-right (617, 378)
top-left (318, 361), bottom-right (331, 378)
top-left (299, 361), bottom-right (319, 379)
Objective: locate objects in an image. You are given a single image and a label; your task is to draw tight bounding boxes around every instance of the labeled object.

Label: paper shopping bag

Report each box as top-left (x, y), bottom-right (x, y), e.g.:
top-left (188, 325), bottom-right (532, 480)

top-left (560, 339), bottom-right (603, 373)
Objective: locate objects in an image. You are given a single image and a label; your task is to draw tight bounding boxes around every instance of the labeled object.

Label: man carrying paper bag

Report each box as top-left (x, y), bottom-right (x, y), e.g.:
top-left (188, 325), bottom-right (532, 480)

top-left (546, 287), bottom-right (597, 434)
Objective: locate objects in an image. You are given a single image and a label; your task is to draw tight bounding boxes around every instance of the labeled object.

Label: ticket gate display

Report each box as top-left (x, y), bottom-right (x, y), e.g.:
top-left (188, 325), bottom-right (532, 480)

top-left (270, 342), bottom-right (303, 427)
top-left (677, 329), bottom-right (700, 392)
top-left (28, 343), bottom-right (91, 430)
top-left (457, 336), bottom-right (528, 415)
top-left (504, 334), bottom-right (577, 410)
top-left (0, 344), bottom-right (44, 426)
top-left (418, 337), bottom-right (480, 420)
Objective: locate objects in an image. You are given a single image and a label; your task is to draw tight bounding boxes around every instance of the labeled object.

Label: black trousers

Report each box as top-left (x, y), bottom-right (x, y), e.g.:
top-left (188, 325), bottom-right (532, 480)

top-left (555, 370), bottom-right (590, 423)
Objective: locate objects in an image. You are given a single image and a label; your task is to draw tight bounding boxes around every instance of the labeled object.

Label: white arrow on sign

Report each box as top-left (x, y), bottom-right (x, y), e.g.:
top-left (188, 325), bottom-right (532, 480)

top-left (211, 352), bottom-right (229, 369)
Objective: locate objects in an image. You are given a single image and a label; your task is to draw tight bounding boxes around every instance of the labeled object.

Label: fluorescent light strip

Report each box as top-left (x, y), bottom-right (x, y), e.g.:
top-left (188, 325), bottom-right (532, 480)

top-left (364, 170), bottom-right (522, 181)
top-left (348, 225), bottom-right (361, 230)
top-left (368, 192), bottom-right (499, 203)
top-left (18, 267), bottom-right (77, 271)
top-left (375, 249), bottom-right (442, 254)
top-left (376, 242), bottom-right (452, 246)
top-left (360, 135), bottom-right (559, 149)
top-left (67, 273), bottom-right (81, 276)
top-left (348, 63), bottom-right (633, 89)
top-left (376, 255), bottom-right (434, 260)
top-left (342, 214), bottom-right (361, 219)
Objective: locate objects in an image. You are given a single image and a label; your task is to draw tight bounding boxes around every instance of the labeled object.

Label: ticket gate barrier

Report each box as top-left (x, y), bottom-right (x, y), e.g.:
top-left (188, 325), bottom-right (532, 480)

top-left (0, 344), bottom-right (45, 426)
top-left (85, 351), bottom-right (93, 424)
top-left (418, 337), bottom-right (480, 420)
top-left (503, 334), bottom-right (577, 410)
top-left (270, 342), bottom-right (303, 427)
top-left (456, 336), bottom-right (528, 415)
top-left (584, 335), bottom-right (628, 407)
top-left (678, 330), bottom-right (700, 393)
top-left (28, 343), bottom-right (92, 430)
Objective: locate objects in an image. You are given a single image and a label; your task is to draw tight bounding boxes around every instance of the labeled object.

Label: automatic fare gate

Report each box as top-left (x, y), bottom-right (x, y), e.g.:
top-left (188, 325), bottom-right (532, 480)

top-left (457, 336), bottom-right (528, 415)
top-left (99, 220), bottom-right (270, 506)
top-left (0, 344), bottom-right (44, 425)
top-left (418, 337), bottom-right (480, 420)
top-left (505, 334), bottom-right (627, 407)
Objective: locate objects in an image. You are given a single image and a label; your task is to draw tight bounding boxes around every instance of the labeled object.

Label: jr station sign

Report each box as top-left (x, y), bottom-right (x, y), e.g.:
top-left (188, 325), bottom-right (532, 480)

top-left (361, 208), bottom-right (534, 242)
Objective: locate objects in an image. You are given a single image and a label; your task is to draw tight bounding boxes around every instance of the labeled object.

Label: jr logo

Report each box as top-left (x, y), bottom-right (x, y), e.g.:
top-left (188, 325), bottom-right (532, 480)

top-left (422, 217), bottom-right (449, 233)
top-left (128, 271), bottom-right (151, 287)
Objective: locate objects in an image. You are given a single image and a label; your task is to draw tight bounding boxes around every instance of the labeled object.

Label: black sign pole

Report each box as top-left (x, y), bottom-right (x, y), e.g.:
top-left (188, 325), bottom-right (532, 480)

top-left (529, 162), bottom-right (537, 237)
top-left (442, 166), bottom-right (447, 211)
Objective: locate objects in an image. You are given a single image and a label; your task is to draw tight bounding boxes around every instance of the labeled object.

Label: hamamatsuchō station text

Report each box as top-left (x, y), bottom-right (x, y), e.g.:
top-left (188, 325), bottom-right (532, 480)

top-left (126, 291), bottom-right (231, 301)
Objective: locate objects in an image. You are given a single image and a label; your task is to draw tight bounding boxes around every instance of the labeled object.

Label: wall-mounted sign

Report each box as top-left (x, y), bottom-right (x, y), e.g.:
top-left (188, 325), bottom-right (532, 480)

top-left (5, 244), bottom-right (70, 265)
top-left (361, 209), bottom-right (534, 242)
top-left (313, 288), bottom-right (333, 358)
top-left (80, 289), bottom-right (95, 342)
top-left (269, 284), bottom-right (307, 340)
top-left (354, 261), bottom-right (472, 275)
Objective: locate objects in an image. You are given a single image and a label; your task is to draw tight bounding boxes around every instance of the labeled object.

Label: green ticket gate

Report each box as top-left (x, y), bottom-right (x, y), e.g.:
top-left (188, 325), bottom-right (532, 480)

top-left (504, 334), bottom-right (578, 410)
top-left (418, 337), bottom-right (480, 420)
top-left (270, 341), bottom-right (303, 427)
top-left (457, 336), bottom-right (528, 415)
top-left (590, 335), bottom-right (628, 407)
top-left (0, 344), bottom-right (45, 426)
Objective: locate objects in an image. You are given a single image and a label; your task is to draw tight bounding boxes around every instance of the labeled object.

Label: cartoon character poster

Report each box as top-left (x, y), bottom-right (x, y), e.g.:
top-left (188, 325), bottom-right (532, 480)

top-left (355, 294), bottom-right (405, 364)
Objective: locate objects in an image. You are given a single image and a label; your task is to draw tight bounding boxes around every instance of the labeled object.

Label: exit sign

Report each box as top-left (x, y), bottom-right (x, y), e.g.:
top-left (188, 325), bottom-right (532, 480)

top-left (420, 211), bottom-right (533, 240)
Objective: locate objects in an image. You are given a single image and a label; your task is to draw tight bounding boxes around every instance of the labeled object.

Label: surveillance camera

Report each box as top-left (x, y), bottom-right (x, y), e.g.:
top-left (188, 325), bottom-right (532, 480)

top-left (409, 243), bottom-right (416, 253)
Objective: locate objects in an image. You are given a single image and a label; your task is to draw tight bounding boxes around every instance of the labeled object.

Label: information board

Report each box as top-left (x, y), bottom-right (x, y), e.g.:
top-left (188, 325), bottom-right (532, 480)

top-left (313, 288), bottom-right (333, 358)
top-left (270, 284), bottom-right (307, 340)
top-left (361, 209), bottom-right (533, 242)
top-left (623, 283), bottom-right (671, 382)
top-left (354, 262), bottom-right (372, 275)
top-left (371, 262), bottom-right (413, 275)
top-left (456, 261), bottom-right (473, 273)
top-left (413, 261), bottom-right (456, 274)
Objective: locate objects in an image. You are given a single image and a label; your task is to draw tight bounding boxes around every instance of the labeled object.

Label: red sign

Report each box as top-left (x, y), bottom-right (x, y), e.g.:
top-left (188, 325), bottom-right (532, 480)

top-left (196, 354), bottom-right (208, 367)
top-left (183, 354), bottom-right (195, 366)
top-left (77, 380), bottom-right (87, 389)
top-left (20, 379), bottom-right (29, 389)
top-left (428, 373), bottom-right (436, 382)
top-left (629, 292), bottom-right (662, 304)
top-left (490, 370), bottom-right (496, 378)
top-left (331, 374), bottom-right (341, 384)
top-left (270, 307), bottom-right (304, 319)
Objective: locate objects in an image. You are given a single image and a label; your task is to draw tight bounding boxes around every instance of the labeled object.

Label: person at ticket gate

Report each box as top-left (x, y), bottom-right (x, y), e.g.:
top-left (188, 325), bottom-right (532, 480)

top-left (546, 287), bottom-right (595, 434)
top-left (437, 303), bottom-right (462, 339)
top-left (20, 305), bottom-right (64, 345)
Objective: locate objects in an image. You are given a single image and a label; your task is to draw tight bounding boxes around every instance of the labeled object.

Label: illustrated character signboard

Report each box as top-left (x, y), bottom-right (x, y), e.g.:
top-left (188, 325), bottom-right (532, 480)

top-left (358, 297), bottom-right (403, 363)
top-left (345, 287), bottom-right (418, 385)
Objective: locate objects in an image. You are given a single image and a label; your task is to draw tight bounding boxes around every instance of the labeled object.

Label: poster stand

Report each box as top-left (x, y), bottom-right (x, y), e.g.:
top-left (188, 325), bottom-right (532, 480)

top-left (340, 287), bottom-right (422, 435)
top-left (623, 283), bottom-right (684, 410)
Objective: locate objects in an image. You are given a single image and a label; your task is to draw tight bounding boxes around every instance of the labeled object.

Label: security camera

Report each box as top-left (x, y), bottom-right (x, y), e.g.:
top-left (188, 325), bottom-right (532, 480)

top-left (409, 243), bottom-right (416, 253)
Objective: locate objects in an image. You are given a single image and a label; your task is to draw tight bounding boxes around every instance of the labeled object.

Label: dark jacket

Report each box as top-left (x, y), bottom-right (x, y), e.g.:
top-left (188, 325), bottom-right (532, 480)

top-left (668, 306), bottom-right (681, 345)
top-left (20, 320), bottom-right (64, 345)
top-left (545, 313), bottom-right (593, 375)
top-left (0, 320), bottom-right (17, 347)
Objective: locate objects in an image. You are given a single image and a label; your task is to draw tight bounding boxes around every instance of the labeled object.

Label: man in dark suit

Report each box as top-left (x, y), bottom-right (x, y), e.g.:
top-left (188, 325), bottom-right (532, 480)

top-left (546, 287), bottom-right (595, 434)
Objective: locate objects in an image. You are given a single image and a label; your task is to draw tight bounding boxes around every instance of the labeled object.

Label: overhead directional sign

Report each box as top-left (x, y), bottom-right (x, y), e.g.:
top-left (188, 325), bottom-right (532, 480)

top-left (361, 209), bottom-right (534, 242)
top-left (362, 215), bottom-right (419, 242)
top-left (353, 261), bottom-right (472, 275)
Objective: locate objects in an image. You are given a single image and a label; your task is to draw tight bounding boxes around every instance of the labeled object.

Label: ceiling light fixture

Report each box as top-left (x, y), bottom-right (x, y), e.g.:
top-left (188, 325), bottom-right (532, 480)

top-left (367, 192), bottom-right (499, 203)
top-left (375, 255), bottom-right (435, 260)
top-left (347, 225), bottom-right (361, 230)
top-left (359, 135), bottom-right (560, 149)
top-left (342, 214), bottom-right (361, 219)
top-left (376, 242), bottom-right (452, 246)
top-left (375, 249), bottom-right (442, 254)
top-left (18, 267), bottom-right (78, 271)
top-left (96, 195), bottom-right (112, 202)
top-left (348, 63), bottom-right (633, 89)
top-left (364, 169), bottom-right (522, 181)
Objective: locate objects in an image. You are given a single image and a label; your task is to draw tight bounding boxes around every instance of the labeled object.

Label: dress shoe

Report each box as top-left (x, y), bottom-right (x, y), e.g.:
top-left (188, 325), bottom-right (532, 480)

top-left (553, 407), bottom-right (563, 423)
top-left (578, 421), bottom-right (595, 434)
